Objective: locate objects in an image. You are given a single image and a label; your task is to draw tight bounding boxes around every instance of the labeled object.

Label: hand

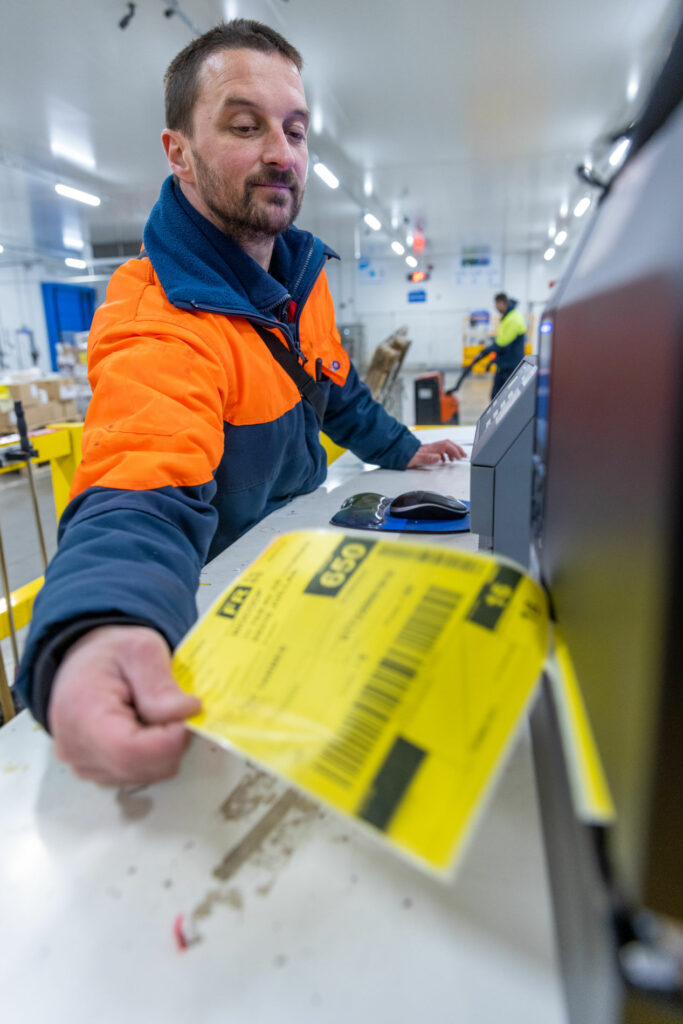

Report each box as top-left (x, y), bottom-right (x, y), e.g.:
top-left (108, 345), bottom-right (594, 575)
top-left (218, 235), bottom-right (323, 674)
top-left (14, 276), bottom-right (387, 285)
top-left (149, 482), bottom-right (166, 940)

top-left (48, 625), bottom-right (201, 786)
top-left (406, 439), bottom-right (468, 467)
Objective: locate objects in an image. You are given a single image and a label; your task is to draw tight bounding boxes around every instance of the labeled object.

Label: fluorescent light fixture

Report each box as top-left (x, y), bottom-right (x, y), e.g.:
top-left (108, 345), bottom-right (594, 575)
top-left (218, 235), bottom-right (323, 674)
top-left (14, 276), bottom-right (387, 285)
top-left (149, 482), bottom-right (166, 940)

top-left (62, 231), bottom-right (84, 251)
top-left (224, 0), bottom-right (239, 18)
top-left (0, 244), bottom-right (4, 254)
top-left (554, 230), bottom-right (568, 246)
top-left (544, 247), bottom-right (556, 261)
top-left (406, 255), bottom-right (418, 268)
top-left (364, 213), bottom-right (381, 231)
top-left (311, 104), bottom-right (324, 134)
top-left (313, 162), bottom-right (339, 189)
top-left (609, 137), bottom-right (631, 167)
top-left (50, 138), bottom-right (96, 172)
top-left (363, 171), bottom-right (373, 197)
top-left (574, 196), bottom-right (591, 218)
top-left (406, 232), bottom-right (414, 247)
top-left (548, 222), bottom-right (556, 239)
top-left (65, 257), bottom-right (87, 269)
top-left (55, 183), bottom-right (101, 207)
top-left (627, 70), bottom-right (639, 102)
top-left (559, 200), bottom-right (569, 218)
top-left (391, 241), bottom-right (405, 256)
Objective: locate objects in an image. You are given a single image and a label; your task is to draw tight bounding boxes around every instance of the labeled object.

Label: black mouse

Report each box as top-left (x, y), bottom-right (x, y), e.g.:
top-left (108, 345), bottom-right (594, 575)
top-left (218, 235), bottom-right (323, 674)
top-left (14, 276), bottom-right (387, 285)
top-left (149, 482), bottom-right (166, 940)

top-left (389, 490), bottom-right (468, 521)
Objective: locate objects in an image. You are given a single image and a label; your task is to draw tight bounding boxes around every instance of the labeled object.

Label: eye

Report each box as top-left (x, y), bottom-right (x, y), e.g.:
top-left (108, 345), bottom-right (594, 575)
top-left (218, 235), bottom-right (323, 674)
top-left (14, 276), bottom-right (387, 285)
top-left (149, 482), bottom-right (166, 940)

top-left (287, 128), bottom-right (307, 143)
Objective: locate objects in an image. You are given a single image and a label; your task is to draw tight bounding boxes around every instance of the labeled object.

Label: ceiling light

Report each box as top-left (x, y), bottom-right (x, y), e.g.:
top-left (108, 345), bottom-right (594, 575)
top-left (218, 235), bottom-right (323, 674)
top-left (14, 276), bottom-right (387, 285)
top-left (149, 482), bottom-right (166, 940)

top-left (554, 230), bottom-right (567, 246)
top-left (406, 255), bottom-right (418, 268)
top-left (406, 232), bottom-right (414, 247)
top-left (65, 257), bottom-right (87, 269)
top-left (548, 222), bottom-right (556, 239)
top-left (544, 247), bottom-right (556, 261)
top-left (364, 213), bottom-right (381, 231)
top-left (609, 137), bottom-right (631, 167)
top-left (62, 231), bottom-right (84, 251)
top-left (50, 139), bottom-right (96, 172)
top-left (363, 171), bottom-right (373, 197)
top-left (391, 241), bottom-right (405, 256)
top-left (0, 245), bottom-right (4, 254)
top-left (313, 162), bottom-right (339, 189)
top-left (574, 197), bottom-right (591, 218)
top-left (627, 70), bottom-right (639, 102)
top-left (311, 104), bottom-right (323, 134)
top-left (559, 200), bottom-right (569, 218)
top-left (55, 183), bottom-right (101, 207)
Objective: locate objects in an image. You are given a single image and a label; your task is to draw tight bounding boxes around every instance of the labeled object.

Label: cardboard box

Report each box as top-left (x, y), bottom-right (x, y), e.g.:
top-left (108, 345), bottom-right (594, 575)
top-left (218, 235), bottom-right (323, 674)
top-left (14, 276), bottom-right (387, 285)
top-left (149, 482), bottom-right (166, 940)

top-left (43, 377), bottom-right (77, 402)
top-left (0, 409), bottom-right (15, 436)
top-left (52, 401), bottom-right (79, 421)
top-left (5, 381), bottom-right (41, 407)
top-left (7, 401), bottom-right (60, 431)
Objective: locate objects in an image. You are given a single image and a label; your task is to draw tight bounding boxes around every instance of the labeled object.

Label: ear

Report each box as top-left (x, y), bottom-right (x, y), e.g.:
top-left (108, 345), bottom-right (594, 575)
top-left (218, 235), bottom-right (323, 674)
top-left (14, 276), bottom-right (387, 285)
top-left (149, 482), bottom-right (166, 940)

top-left (161, 129), bottom-right (196, 184)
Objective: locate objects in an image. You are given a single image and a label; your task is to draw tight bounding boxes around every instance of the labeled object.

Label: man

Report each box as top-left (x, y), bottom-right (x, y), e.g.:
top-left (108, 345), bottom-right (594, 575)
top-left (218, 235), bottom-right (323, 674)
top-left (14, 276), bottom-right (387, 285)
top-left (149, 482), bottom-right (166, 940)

top-left (16, 20), bottom-right (465, 786)
top-left (488, 293), bottom-right (527, 398)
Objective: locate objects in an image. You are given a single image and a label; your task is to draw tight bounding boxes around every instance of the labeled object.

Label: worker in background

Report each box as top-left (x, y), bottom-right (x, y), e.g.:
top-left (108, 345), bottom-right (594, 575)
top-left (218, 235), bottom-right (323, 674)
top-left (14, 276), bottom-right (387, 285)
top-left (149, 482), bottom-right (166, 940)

top-left (488, 293), bottom-right (527, 398)
top-left (15, 19), bottom-right (466, 787)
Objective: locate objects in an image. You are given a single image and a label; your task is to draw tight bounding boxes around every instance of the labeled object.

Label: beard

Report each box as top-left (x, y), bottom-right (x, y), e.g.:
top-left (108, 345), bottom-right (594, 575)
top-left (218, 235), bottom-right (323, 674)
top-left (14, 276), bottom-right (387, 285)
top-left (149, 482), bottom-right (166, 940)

top-left (192, 150), bottom-right (304, 244)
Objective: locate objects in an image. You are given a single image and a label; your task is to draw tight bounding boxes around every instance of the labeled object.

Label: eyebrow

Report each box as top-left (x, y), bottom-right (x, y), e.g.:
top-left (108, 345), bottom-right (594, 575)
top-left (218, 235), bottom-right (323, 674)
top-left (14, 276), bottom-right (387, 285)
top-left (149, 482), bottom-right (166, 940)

top-left (221, 96), bottom-right (310, 123)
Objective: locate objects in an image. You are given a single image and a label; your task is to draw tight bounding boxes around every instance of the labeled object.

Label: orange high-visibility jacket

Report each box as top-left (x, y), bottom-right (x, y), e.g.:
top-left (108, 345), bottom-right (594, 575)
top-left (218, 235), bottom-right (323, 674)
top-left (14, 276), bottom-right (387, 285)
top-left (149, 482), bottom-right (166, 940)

top-left (18, 177), bottom-right (420, 727)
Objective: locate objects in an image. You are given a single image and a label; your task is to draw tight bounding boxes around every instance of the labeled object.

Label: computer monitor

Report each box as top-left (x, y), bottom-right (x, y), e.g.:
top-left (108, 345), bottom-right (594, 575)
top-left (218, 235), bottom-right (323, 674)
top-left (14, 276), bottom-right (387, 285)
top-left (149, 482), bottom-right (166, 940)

top-left (530, 14), bottom-right (683, 1023)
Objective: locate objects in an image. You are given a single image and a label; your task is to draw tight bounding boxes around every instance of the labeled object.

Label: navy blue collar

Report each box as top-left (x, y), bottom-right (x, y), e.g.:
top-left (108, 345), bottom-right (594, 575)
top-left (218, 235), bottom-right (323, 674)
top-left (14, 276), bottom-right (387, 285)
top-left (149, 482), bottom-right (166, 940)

top-left (142, 176), bottom-right (337, 320)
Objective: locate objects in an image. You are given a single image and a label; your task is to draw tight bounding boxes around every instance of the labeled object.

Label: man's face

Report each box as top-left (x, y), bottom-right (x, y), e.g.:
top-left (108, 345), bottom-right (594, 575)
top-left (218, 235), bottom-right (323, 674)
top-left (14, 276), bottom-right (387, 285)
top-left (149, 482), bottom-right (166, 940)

top-left (495, 298), bottom-right (507, 315)
top-left (185, 48), bottom-right (309, 241)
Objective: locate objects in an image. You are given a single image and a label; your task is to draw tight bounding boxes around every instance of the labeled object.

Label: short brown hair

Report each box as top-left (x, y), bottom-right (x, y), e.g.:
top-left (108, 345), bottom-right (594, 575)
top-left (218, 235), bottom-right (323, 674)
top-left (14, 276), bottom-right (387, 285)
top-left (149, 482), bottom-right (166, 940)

top-left (164, 19), bottom-right (303, 136)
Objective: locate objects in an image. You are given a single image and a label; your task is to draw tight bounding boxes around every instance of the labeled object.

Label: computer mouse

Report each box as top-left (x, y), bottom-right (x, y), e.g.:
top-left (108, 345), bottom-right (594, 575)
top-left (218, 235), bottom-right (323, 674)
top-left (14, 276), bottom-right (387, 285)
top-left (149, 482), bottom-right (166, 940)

top-left (389, 490), bottom-right (468, 521)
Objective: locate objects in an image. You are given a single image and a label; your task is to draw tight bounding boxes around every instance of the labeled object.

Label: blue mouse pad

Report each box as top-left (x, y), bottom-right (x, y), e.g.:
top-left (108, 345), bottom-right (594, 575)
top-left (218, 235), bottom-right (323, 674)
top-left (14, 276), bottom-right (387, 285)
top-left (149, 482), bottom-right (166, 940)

top-left (330, 493), bottom-right (471, 533)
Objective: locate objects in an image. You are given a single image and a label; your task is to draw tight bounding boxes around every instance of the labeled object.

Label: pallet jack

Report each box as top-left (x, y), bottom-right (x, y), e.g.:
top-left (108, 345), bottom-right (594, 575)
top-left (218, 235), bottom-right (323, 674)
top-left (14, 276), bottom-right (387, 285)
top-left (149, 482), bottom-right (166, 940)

top-left (413, 346), bottom-right (495, 426)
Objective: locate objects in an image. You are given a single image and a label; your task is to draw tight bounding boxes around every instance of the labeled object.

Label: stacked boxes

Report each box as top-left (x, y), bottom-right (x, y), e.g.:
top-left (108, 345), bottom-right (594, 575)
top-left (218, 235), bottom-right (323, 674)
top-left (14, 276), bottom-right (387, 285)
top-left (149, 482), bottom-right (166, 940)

top-left (0, 375), bottom-right (84, 436)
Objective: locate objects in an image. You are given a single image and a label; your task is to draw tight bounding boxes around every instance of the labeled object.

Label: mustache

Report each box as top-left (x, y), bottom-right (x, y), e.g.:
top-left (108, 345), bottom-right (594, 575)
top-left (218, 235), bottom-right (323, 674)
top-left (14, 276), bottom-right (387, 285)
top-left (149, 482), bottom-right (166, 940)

top-left (246, 169), bottom-right (299, 190)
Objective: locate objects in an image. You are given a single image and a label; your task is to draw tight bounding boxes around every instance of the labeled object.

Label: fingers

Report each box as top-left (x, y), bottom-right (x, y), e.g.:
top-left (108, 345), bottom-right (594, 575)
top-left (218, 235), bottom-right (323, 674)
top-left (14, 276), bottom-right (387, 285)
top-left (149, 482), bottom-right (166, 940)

top-left (48, 625), bottom-right (200, 787)
top-left (121, 631), bottom-right (201, 725)
top-left (407, 440), bottom-right (468, 467)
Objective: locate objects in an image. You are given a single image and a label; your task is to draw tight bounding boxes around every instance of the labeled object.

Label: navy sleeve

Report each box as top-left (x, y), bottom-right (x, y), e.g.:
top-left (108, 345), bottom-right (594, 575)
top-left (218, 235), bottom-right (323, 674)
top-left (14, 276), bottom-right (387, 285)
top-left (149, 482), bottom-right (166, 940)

top-left (15, 482), bottom-right (218, 727)
top-left (323, 363), bottom-right (420, 468)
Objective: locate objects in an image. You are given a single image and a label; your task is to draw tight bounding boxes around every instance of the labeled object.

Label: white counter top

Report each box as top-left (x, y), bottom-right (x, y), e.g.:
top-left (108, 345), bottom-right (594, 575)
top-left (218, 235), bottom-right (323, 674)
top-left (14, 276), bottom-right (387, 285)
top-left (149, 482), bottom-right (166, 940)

top-left (0, 427), bottom-right (567, 1024)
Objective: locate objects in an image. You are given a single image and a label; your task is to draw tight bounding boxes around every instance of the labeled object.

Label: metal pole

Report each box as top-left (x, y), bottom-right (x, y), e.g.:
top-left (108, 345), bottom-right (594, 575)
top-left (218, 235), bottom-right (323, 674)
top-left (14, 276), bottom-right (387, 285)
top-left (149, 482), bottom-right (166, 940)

top-left (12, 401), bottom-right (48, 572)
top-left (24, 457), bottom-right (49, 572)
top-left (0, 650), bottom-right (15, 724)
top-left (0, 524), bottom-right (19, 667)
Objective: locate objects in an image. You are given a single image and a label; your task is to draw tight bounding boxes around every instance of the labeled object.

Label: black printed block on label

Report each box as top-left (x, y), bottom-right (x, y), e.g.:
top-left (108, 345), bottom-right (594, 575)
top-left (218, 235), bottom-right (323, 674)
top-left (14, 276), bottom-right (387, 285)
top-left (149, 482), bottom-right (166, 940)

top-left (216, 585), bottom-right (252, 619)
top-left (304, 538), bottom-right (375, 597)
top-left (465, 566), bottom-right (522, 631)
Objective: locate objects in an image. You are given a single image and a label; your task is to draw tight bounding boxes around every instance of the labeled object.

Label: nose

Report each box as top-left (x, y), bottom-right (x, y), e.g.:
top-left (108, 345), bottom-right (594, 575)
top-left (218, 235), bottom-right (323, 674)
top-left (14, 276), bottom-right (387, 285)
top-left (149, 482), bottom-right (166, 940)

top-left (262, 127), bottom-right (296, 169)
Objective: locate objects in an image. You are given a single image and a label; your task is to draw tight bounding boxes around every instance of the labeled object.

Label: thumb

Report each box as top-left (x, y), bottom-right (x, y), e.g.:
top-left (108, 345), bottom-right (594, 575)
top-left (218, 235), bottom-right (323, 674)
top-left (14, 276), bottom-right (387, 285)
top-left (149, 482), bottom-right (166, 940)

top-left (121, 633), bottom-right (202, 725)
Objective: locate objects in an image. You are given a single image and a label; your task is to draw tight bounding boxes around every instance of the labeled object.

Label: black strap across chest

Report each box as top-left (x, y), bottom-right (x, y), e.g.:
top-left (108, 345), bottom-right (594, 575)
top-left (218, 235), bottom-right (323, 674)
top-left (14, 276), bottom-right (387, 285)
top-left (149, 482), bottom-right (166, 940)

top-left (251, 323), bottom-right (327, 425)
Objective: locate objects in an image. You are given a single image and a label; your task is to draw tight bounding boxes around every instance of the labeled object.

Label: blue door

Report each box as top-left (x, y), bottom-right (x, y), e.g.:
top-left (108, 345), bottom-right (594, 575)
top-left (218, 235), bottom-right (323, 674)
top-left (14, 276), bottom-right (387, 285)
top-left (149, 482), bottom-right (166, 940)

top-left (41, 282), bottom-right (96, 371)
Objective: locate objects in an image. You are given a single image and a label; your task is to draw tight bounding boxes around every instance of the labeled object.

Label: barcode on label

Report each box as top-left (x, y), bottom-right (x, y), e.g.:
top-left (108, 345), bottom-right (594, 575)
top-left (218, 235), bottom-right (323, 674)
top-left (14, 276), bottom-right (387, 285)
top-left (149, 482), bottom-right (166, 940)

top-left (314, 586), bottom-right (460, 788)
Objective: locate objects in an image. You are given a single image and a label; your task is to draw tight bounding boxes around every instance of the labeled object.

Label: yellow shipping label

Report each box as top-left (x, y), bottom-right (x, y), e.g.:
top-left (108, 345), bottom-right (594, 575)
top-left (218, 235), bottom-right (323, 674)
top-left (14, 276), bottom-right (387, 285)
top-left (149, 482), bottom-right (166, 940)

top-left (545, 626), bottom-right (615, 824)
top-left (174, 530), bottom-right (550, 876)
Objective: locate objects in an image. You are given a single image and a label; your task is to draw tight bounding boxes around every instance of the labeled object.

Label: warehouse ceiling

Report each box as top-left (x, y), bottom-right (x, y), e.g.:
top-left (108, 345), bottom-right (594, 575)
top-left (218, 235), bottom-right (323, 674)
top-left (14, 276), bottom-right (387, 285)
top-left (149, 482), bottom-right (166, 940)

top-left (0, 0), bottom-right (679, 277)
